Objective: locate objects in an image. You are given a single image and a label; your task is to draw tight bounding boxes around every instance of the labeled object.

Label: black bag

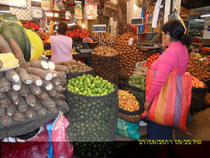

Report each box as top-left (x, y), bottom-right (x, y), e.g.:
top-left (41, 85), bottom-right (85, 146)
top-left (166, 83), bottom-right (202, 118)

top-left (118, 107), bottom-right (141, 123)
top-left (65, 85), bottom-right (119, 142)
top-left (92, 54), bottom-right (119, 85)
top-left (190, 87), bottom-right (207, 112)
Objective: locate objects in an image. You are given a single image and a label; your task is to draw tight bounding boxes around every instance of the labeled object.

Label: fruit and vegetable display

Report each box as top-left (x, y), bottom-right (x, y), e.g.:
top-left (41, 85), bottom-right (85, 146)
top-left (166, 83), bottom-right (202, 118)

top-left (92, 46), bottom-right (119, 84)
top-left (128, 73), bottom-right (146, 90)
top-left (187, 55), bottom-right (210, 81)
top-left (67, 74), bottom-right (115, 96)
top-left (118, 90), bottom-right (141, 123)
top-left (91, 32), bottom-right (118, 48)
top-left (0, 13), bottom-right (44, 61)
top-left (185, 72), bottom-right (206, 88)
top-left (200, 55), bottom-right (210, 65)
top-left (200, 47), bottom-right (210, 57)
top-left (143, 53), bottom-right (160, 69)
top-left (56, 60), bottom-right (92, 74)
top-left (23, 21), bottom-right (40, 31)
top-left (66, 75), bottom-right (118, 141)
top-left (92, 46), bottom-right (118, 57)
top-left (66, 28), bottom-right (89, 39)
top-left (118, 90), bottom-right (140, 112)
top-left (0, 37), bottom-right (68, 127)
top-left (36, 31), bottom-right (51, 44)
top-left (43, 50), bottom-right (52, 56)
top-left (72, 48), bottom-right (79, 55)
top-left (115, 33), bottom-right (154, 77)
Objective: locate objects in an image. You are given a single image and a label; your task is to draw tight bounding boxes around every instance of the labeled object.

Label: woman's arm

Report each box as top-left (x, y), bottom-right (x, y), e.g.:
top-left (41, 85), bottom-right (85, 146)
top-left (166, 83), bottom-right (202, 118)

top-left (146, 51), bottom-right (177, 102)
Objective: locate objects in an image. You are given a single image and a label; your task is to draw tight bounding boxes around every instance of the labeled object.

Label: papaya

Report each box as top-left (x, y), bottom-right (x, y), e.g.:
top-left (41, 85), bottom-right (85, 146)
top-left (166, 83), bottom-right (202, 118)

top-left (0, 21), bottom-right (31, 61)
top-left (0, 52), bottom-right (19, 70)
top-left (24, 28), bottom-right (44, 60)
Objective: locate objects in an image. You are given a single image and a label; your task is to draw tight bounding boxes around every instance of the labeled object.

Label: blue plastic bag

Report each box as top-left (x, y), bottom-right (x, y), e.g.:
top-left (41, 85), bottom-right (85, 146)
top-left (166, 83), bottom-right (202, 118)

top-left (46, 116), bottom-right (59, 158)
top-left (116, 118), bottom-right (140, 140)
top-left (46, 112), bottom-right (73, 158)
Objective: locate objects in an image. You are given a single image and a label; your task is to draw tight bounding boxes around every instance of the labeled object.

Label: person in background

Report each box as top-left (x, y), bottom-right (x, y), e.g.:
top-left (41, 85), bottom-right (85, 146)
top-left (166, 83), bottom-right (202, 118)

top-left (144, 20), bottom-right (191, 140)
top-left (50, 22), bottom-right (73, 63)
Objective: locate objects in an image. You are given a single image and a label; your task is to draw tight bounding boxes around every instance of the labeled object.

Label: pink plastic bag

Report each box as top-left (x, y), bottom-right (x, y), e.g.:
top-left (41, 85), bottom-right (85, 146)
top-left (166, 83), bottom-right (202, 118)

top-left (51, 112), bottom-right (73, 158)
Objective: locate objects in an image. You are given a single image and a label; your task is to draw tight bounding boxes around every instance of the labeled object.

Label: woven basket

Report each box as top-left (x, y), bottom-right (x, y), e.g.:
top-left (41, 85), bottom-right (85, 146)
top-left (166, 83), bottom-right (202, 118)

top-left (118, 108), bottom-right (141, 123)
top-left (190, 87), bottom-right (207, 112)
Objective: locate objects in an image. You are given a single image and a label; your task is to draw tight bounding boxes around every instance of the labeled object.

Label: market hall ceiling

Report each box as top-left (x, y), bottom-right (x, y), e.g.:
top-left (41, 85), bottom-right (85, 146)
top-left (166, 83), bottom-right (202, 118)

top-left (182, 0), bottom-right (210, 9)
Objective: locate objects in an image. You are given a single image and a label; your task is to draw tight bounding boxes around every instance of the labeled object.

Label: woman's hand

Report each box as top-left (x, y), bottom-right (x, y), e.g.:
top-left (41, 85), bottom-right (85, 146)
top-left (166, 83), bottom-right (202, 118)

top-left (144, 101), bottom-right (151, 111)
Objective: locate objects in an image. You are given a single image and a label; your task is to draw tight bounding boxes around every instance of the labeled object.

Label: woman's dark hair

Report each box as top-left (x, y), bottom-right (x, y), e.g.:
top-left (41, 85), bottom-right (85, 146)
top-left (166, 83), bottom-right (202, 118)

top-left (162, 20), bottom-right (191, 47)
top-left (57, 22), bottom-right (68, 35)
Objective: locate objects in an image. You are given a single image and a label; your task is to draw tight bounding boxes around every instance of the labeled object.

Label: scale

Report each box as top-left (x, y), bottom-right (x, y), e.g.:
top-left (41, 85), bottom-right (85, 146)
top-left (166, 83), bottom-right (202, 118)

top-left (93, 24), bottom-right (106, 46)
top-left (131, 18), bottom-right (159, 50)
top-left (131, 17), bottom-right (143, 41)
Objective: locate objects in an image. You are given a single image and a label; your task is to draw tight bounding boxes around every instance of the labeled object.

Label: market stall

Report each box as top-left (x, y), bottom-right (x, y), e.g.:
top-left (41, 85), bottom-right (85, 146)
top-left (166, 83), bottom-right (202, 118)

top-left (0, 0), bottom-right (210, 157)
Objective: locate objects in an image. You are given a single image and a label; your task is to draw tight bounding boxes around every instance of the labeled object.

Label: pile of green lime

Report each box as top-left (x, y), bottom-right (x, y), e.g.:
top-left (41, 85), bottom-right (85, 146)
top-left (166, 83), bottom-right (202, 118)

top-left (67, 74), bottom-right (115, 96)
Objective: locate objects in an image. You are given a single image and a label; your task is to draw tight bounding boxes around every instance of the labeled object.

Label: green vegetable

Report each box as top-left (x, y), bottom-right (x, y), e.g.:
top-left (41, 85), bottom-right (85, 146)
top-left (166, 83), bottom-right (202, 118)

top-left (128, 73), bottom-right (146, 90)
top-left (67, 74), bottom-right (115, 96)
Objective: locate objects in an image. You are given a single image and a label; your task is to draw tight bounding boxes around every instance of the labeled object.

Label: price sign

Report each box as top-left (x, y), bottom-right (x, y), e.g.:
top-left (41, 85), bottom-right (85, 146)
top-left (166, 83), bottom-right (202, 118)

top-left (131, 17), bottom-right (143, 26)
top-left (128, 38), bottom-right (134, 45)
top-left (93, 25), bottom-right (106, 33)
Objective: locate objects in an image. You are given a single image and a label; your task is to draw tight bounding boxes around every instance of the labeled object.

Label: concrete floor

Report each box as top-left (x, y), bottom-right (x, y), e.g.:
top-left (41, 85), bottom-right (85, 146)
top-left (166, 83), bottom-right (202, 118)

top-left (175, 107), bottom-right (210, 141)
top-left (116, 107), bottom-right (210, 141)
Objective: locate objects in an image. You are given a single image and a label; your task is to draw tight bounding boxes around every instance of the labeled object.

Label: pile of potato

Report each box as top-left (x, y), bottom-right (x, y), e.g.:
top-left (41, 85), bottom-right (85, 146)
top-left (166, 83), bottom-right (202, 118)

top-left (91, 32), bottom-right (118, 48)
top-left (187, 56), bottom-right (210, 81)
top-left (92, 46), bottom-right (119, 84)
top-left (115, 33), bottom-right (154, 77)
top-left (56, 60), bottom-right (92, 74)
top-left (0, 59), bottom-right (69, 127)
top-left (92, 46), bottom-right (118, 57)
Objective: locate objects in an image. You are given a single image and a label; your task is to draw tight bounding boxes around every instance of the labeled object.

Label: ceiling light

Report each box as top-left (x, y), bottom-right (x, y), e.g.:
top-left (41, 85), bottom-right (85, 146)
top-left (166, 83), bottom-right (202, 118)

top-left (195, 19), bottom-right (204, 22)
top-left (68, 23), bottom-right (76, 26)
top-left (46, 12), bottom-right (53, 17)
top-left (54, 13), bottom-right (59, 17)
top-left (32, 0), bottom-right (41, 2)
top-left (0, 10), bottom-right (11, 13)
top-left (201, 14), bottom-right (210, 18)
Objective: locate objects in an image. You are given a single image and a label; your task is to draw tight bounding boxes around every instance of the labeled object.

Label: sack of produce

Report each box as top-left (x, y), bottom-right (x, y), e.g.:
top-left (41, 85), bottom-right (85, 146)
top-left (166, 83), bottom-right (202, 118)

top-left (118, 90), bottom-right (141, 123)
top-left (116, 118), bottom-right (140, 140)
top-left (66, 74), bottom-right (119, 142)
top-left (185, 73), bottom-right (207, 112)
top-left (125, 73), bottom-right (146, 108)
top-left (191, 87), bottom-right (207, 112)
top-left (56, 60), bottom-right (94, 80)
top-left (92, 46), bottom-right (119, 85)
